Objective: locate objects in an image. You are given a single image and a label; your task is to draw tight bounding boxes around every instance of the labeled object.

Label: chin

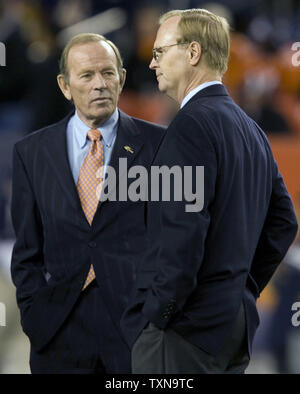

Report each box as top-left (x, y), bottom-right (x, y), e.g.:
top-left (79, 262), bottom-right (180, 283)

top-left (97, 109), bottom-right (115, 123)
top-left (158, 83), bottom-right (167, 94)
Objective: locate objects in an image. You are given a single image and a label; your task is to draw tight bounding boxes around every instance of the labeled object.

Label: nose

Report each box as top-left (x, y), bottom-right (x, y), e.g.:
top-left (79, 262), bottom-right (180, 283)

top-left (149, 57), bottom-right (158, 70)
top-left (94, 73), bottom-right (107, 90)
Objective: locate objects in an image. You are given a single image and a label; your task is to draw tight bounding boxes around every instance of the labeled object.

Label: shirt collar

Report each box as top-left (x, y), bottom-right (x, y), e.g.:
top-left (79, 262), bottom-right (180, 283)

top-left (180, 81), bottom-right (223, 109)
top-left (73, 109), bottom-right (119, 149)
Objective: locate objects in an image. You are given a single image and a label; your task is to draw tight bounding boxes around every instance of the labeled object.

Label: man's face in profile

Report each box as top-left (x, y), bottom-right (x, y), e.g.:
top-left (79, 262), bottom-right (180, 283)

top-left (58, 41), bottom-right (126, 127)
top-left (149, 16), bottom-right (190, 102)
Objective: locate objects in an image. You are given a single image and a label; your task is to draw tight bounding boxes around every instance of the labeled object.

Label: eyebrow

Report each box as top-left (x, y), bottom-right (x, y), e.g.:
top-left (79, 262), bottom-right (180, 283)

top-left (78, 66), bottom-right (116, 75)
top-left (101, 67), bottom-right (116, 72)
top-left (78, 69), bottom-right (94, 75)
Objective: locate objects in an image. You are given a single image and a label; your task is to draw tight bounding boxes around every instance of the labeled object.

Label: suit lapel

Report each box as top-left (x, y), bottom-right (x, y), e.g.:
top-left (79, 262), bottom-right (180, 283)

top-left (42, 113), bottom-right (87, 223)
top-left (91, 110), bottom-right (144, 223)
top-left (108, 110), bottom-right (144, 187)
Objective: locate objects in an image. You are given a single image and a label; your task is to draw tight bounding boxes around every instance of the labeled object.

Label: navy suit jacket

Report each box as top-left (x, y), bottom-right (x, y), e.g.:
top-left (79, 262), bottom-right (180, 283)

top-left (120, 84), bottom-right (298, 356)
top-left (10, 110), bottom-right (165, 352)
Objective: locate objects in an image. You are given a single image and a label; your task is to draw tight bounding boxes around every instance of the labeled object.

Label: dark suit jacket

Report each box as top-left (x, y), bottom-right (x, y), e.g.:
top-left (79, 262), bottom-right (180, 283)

top-left (10, 110), bottom-right (165, 352)
top-left (120, 84), bottom-right (298, 356)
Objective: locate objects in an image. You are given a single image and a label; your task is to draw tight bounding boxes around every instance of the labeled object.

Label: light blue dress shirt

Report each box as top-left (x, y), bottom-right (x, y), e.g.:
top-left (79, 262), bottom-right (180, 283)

top-left (66, 109), bottom-right (119, 184)
top-left (180, 80), bottom-right (223, 109)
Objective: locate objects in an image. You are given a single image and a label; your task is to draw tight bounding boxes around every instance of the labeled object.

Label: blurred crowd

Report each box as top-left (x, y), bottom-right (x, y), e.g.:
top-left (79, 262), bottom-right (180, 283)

top-left (0, 0), bottom-right (300, 373)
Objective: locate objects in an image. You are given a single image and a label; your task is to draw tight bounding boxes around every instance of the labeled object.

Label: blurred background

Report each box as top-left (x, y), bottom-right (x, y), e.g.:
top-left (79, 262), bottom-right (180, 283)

top-left (0, 0), bottom-right (300, 374)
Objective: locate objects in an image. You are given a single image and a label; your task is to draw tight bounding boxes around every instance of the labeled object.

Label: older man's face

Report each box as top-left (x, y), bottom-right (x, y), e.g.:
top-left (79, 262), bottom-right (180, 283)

top-left (149, 16), bottom-right (190, 102)
top-left (58, 41), bottom-right (126, 127)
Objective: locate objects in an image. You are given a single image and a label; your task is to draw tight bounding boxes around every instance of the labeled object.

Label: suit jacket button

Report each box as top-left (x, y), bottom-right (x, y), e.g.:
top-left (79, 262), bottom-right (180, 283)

top-left (162, 313), bottom-right (169, 319)
top-left (88, 241), bottom-right (97, 248)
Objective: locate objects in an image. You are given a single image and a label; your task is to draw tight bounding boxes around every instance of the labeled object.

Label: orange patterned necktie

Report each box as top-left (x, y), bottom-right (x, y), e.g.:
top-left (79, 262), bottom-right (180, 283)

top-left (77, 129), bottom-right (104, 290)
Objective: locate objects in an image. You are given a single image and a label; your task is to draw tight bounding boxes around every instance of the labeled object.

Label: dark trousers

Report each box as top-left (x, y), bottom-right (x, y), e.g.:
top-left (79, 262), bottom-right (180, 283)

top-left (132, 303), bottom-right (250, 374)
top-left (30, 281), bottom-right (131, 374)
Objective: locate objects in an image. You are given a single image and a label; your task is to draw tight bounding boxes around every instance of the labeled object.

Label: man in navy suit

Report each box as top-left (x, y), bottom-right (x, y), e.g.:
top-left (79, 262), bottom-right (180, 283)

top-left (121, 9), bottom-right (298, 373)
top-left (10, 33), bottom-right (165, 373)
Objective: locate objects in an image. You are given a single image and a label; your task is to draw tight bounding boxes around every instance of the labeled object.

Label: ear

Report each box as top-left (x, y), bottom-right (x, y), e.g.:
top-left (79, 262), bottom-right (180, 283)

top-left (119, 68), bottom-right (127, 92)
top-left (57, 74), bottom-right (72, 101)
top-left (188, 41), bottom-right (202, 66)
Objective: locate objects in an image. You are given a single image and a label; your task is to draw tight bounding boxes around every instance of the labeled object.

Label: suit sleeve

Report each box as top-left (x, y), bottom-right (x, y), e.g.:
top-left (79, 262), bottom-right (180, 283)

top-left (10, 144), bottom-right (47, 326)
top-left (250, 160), bottom-right (298, 294)
top-left (141, 113), bottom-right (217, 329)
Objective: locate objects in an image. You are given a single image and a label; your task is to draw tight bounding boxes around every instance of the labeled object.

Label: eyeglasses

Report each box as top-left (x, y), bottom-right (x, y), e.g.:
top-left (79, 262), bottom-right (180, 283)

top-left (152, 42), bottom-right (188, 62)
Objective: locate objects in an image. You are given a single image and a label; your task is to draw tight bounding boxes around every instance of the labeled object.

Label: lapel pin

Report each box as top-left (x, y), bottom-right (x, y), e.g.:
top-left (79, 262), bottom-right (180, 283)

top-left (124, 145), bottom-right (134, 154)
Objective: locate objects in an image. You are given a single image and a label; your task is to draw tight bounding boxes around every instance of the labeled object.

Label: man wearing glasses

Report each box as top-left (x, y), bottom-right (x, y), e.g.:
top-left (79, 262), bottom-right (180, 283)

top-left (121, 9), bottom-right (298, 374)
